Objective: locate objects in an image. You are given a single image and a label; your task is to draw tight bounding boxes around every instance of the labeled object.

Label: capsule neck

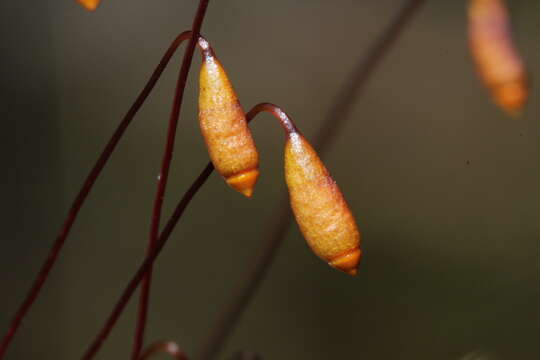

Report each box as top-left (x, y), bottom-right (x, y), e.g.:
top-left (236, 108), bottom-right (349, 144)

top-left (245, 103), bottom-right (299, 136)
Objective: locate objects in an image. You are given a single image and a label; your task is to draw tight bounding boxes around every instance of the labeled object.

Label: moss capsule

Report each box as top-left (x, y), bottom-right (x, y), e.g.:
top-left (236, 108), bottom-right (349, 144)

top-left (77, 0), bottom-right (101, 11)
top-left (468, 0), bottom-right (528, 115)
top-left (284, 131), bottom-right (361, 275)
top-left (198, 39), bottom-right (259, 197)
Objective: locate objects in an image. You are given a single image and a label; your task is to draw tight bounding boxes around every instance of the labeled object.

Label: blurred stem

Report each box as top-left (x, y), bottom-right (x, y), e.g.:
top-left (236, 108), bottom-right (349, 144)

top-left (0, 29), bottom-right (193, 360)
top-left (132, 1), bottom-right (210, 359)
top-left (197, 0), bottom-right (426, 359)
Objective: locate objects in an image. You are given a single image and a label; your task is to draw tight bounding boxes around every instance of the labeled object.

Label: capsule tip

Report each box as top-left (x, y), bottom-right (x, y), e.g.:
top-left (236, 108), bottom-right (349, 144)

top-left (494, 81), bottom-right (528, 116)
top-left (77, 0), bottom-right (100, 11)
top-left (345, 268), bottom-right (358, 276)
top-left (226, 169), bottom-right (259, 198)
top-left (329, 247), bottom-right (361, 276)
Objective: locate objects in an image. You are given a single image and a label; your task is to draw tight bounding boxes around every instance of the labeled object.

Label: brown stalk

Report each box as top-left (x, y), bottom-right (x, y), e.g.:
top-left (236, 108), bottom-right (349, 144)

top-left (133, 1), bottom-right (210, 358)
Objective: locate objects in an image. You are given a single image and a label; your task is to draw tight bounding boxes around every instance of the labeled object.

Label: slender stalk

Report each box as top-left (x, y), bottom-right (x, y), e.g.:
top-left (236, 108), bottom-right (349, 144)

top-left (0, 30), bottom-right (193, 360)
top-left (132, 1), bottom-right (210, 359)
top-left (198, 1), bottom-right (426, 359)
top-left (81, 162), bottom-right (214, 360)
top-left (139, 341), bottom-right (188, 360)
top-left (80, 103), bottom-right (288, 359)
top-left (249, 103), bottom-right (297, 134)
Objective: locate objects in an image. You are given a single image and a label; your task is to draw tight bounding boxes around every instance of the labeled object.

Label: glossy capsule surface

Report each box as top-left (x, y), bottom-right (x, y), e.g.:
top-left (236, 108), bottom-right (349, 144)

top-left (468, 0), bottom-right (528, 114)
top-left (284, 132), bottom-right (361, 275)
top-left (198, 40), bottom-right (259, 197)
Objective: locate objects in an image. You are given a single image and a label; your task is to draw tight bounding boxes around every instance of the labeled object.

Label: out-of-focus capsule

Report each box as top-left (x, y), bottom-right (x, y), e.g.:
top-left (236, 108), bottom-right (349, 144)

top-left (77, 0), bottom-right (101, 11)
top-left (198, 38), bottom-right (259, 197)
top-left (468, 0), bottom-right (528, 115)
top-left (284, 131), bottom-right (361, 275)
top-left (139, 341), bottom-right (187, 360)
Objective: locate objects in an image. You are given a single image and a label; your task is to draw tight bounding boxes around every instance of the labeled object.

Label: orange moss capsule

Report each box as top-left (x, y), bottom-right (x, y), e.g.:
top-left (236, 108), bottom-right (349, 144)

top-left (284, 131), bottom-right (361, 275)
top-left (468, 0), bottom-right (528, 115)
top-left (77, 0), bottom-right (101, 11)
top-left (198, 38), bottom-right (259, 197)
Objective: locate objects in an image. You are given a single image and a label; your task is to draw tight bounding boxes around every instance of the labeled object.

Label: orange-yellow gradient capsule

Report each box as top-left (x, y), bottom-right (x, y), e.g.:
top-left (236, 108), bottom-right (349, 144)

top-left (198, 39), bottom-right (259, 197)
top-left (468, 0), bottom-right (528, 115)
top-left (77, 0), bottom-right (101, 11)
top-left (284, 132), bottom-right (361, 275)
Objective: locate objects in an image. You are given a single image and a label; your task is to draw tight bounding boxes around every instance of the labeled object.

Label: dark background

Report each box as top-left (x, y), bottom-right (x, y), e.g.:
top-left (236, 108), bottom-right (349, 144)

top-left (1, 1), bottom-right (539, 359)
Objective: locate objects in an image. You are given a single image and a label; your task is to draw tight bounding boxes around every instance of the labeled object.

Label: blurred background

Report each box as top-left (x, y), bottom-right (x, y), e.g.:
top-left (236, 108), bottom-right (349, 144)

top-left (1, 0), bottom-right (540, 359)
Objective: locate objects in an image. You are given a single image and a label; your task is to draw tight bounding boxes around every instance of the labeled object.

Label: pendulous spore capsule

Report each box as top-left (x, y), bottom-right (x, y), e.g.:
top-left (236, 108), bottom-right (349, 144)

top-left (284, 131), bottom-right (361, 275)
top-left (468, 0), bottom-right (528, 115)
top-left (198, 40), bottom-right (259, 197)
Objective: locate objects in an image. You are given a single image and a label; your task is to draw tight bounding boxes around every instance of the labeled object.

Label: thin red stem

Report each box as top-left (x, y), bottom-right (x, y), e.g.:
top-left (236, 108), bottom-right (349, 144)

top-left (0, 30), bottom-right (192, 360)
top-left (248, 103), bottom-right (297, 134)
top-left (132, 2), bottom-right (210, 359)
top-left (81, 162), bottom-right (214, 360)
top-left (138, 341), bottom-right (188, 360)
top-left (80, 103), bottom-right (278, 359)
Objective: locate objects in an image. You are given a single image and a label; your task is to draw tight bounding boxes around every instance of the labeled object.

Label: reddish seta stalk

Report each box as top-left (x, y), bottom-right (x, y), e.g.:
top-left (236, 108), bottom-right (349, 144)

top-left (132, 1), bottom-right (210, 359)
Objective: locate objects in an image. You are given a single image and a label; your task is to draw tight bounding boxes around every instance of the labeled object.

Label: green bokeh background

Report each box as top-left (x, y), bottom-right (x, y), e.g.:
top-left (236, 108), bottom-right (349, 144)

top-left (1, 1), bottom-right (540, 359)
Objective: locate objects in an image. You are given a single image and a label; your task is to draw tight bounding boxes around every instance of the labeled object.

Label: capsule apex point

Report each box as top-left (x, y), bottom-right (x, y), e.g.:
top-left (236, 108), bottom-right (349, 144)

top-left (226, 169), bottom-right (259, 198)
top-left (77, 0), bottom-right (100, 11)
top-left (329, 247), bottom-right (361, 276)
top-left (493, 81), bottom-right (527, 116)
